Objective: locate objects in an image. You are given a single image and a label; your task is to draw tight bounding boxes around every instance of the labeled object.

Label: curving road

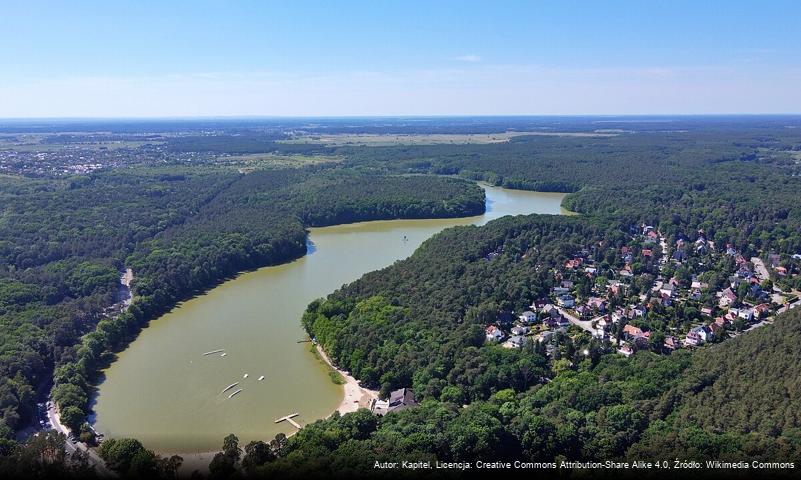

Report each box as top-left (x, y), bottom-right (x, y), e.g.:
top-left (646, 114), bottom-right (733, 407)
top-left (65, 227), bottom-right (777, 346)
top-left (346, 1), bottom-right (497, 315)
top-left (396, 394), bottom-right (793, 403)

top-left (46, 401), bottom-right (115, 477)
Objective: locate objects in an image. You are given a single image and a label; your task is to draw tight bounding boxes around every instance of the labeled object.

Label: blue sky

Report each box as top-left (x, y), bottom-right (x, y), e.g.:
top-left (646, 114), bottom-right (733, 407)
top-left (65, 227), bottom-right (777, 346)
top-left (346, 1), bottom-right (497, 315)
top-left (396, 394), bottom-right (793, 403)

top-left (1, 0), bottom-right (800, 117)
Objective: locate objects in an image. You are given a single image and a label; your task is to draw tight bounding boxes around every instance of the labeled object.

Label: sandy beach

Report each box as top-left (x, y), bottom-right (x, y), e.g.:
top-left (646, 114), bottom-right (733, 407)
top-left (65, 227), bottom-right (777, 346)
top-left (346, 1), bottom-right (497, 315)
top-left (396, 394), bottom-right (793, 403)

top-left (172, 345), bottom-right (377, 476)
top-left (315, 344), bottom-right (379, 415)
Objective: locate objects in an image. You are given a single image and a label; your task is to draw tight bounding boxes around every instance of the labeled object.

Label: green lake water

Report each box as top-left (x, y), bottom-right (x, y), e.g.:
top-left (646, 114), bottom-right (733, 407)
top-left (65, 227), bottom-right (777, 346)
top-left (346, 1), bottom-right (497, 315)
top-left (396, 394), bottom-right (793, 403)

top-left (92, 185), bottom-right (569, 453)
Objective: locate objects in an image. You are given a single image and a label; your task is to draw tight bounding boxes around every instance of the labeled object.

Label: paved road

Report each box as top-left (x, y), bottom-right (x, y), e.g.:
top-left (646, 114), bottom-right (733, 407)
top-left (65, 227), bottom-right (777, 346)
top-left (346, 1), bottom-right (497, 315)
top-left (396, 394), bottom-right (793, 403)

top-left (751, 257), bottom-right (769, 281)
top-left (47, 402), bottom-right (115, 477)
top-left (557, 307), bottom-right (595, 333)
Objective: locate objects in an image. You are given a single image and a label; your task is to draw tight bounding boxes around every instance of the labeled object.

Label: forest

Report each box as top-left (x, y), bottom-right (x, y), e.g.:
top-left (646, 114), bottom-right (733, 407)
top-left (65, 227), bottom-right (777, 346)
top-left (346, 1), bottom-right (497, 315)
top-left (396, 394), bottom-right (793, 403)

top-left (0, 164), bottom-right (484, 442)
top-left (1, 117), bottom-right (801, 477)
top-left (202, 311), bottom-right (801, 479)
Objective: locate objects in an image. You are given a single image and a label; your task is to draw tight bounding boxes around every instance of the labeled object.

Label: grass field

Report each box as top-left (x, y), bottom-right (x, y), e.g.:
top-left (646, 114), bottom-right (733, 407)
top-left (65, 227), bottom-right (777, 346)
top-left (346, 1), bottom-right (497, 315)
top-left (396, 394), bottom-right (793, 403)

top-left (281, 131), bottom-right (619, 146)
top-left (220, 153), bottom-right (342, 171)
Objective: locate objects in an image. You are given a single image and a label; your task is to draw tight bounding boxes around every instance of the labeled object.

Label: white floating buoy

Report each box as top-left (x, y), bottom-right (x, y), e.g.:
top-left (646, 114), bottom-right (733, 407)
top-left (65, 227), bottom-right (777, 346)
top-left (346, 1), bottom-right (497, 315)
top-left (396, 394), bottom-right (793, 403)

top-left (243, 373), bottom-right (249, 379)
top-left (258, 376), bottom-right (265, 381)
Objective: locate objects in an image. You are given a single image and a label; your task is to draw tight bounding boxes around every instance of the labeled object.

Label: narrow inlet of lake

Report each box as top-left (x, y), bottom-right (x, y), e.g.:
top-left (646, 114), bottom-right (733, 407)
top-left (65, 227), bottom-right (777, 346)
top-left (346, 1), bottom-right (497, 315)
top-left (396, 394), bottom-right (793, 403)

top-left (92, 185), bottom-right (570, 453)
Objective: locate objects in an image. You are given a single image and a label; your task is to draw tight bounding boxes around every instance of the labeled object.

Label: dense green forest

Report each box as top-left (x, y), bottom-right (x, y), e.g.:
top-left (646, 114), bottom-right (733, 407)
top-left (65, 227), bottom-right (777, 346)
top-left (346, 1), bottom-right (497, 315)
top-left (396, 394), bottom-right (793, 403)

top-left (303, 214), bottom-right (618, 398)
top-left (1, 119), bottom-right (801, 477)
top-left (0, 165), bottom-right (484, 440)
top-left (289, 125), bottom-right (801, 475)
top-left (205, 310), bottom-right (799, 478)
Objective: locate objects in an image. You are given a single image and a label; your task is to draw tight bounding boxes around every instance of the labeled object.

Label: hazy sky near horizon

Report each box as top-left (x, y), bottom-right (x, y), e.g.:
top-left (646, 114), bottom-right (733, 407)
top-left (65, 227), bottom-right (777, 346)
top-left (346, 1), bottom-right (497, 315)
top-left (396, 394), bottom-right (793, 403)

top-left (2, 0), bottom-right (800, 117)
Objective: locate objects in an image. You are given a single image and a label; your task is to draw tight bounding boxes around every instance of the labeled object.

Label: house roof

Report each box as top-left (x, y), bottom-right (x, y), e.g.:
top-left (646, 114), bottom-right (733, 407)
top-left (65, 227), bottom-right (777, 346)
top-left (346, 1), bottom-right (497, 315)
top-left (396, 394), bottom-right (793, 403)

top-left (623, 324), bottom-right (644, 337)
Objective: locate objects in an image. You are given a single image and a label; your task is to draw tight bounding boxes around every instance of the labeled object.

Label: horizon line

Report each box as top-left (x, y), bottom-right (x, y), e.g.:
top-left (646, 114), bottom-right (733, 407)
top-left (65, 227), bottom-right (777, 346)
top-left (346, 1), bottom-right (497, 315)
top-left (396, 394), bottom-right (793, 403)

top-left (2, 113), bottom-right (801, 122)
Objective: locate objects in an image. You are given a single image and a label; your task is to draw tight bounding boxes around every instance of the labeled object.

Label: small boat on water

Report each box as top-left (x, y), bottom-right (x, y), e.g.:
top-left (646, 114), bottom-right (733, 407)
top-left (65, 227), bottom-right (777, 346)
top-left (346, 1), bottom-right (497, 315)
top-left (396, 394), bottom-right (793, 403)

top-left (258, 376), bottom-right (265, 381)
top-left (220, 382), bottom-right (239, 394)
top-left (243, 373), bottom-right (249, 379)
top-left (203, 349), bottom-right (225, 356)
top-left (220, 353), bottom-right (227, 357)
top-left (228, 389), bottom-right (243, 399)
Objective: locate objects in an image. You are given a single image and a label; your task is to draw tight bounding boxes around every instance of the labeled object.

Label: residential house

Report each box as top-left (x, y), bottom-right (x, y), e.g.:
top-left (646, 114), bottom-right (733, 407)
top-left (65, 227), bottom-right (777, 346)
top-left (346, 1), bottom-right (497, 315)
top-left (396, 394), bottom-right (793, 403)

top-left (754, 303), bottom-right (771, 318)
top-left (719, 287), bottom-right (737, 307)
top-left (541, 304), bottom-right (560, 318)
top-left (607, 281), bottom-right (626, 296)
top-left (544, 317), bottom-right (559, 329)
top-left (553, 286), bottom-right (570, 295)
top-left (735, 308), bottom-right (754, 322)
top-left (664, 336), bottom-right (680, 350)
top-left (750, 284), bottom-right (768, 301)
top-left (700, 306), bottom-right (713, 316)
top-left (685, 325), bottom-right (712, 346)
top-left (623, 324), bottom-right (645, 340)
top-left (659, 283), bottom-right (676, 298)
top-left (557, 294), bottom-right (576, 308)
top-left (372, 388), bottom-right (417, 416)
top-left (575, 305), bottom-right (591, 318)
top-left (504, 335), bottom-right (527, 349)
top-left (538, 331), bottom-right (555, 343)
top-left (518, 311), bottom-right (537, 324)
top-left (587, 297), bottom-right (607, 312)
top-left (511, 325), bottom-right (530, 336)
top-left (485, 325), bottom-right (504, 342)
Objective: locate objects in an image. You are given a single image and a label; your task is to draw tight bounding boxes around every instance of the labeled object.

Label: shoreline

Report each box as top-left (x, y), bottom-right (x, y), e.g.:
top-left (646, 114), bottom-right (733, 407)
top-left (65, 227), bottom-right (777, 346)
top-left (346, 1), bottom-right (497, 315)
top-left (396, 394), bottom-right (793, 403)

top-left (87, 183), bottom-right (562, 474)
top-left (315, 344), bottom-right (380, 415)
top-left (165, 344), bottom-right (380, 477)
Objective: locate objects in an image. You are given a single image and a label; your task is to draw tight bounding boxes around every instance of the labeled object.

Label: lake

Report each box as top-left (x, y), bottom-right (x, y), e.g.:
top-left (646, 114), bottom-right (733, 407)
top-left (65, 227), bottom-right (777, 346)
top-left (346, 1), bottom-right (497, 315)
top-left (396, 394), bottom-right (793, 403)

top-left (92, 185), bottom-right (570, 453)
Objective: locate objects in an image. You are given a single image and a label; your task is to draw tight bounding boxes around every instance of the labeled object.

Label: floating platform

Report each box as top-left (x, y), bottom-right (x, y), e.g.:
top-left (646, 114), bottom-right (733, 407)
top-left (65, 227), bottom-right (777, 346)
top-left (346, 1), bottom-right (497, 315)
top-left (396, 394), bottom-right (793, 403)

top-left (220, 382), bottom-right (239, 394)
top-left (275, 413), bottom-right (301, 429)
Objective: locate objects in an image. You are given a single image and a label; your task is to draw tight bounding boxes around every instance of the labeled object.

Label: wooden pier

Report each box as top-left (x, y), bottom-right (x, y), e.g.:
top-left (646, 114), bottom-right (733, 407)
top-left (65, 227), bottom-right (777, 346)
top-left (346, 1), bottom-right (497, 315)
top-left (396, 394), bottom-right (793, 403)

top-left (274, 413), bottom-right (301, 429)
